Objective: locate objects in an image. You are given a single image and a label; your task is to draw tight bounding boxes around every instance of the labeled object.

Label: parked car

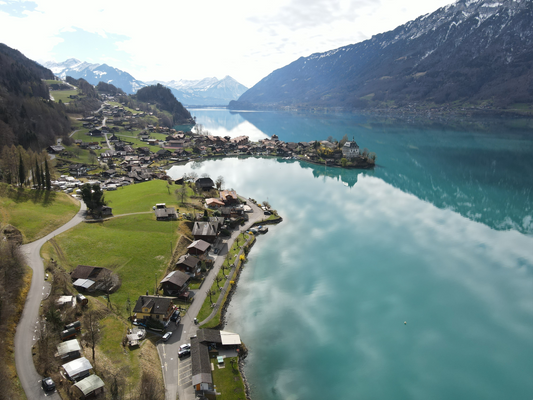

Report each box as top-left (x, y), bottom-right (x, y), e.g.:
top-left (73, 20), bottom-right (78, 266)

top-left (179, 343), bottom-right (191, 351)
top-left (162, 332), bottom-right (172, 341)
top-left (42, 377), bottom-right (56, 392)
top-left (263, 210), bottom-right (272, 215)
top-left (178, 348), bottom-right (191, 358)
top-left (170, 311), bottom-right (180, 322)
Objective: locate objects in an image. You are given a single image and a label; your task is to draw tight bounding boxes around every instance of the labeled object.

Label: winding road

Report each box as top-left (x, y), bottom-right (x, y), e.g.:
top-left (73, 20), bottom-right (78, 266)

top-left (14, 195), bottom-right (268, 400)
top-left (14, 200), bottom-right (87, 399)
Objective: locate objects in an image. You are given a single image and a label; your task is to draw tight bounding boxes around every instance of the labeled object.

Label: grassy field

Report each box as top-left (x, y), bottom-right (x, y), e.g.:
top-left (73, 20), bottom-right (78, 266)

top-left (69, 129), bottom-right (93, 142)
top-left (114, 133), bottom-right (162, 151)
top-left (41, 213), bottom-right (178, 318)
top-left (105, 180), bottom-right (196, 214)
top-left (98, 315), bottom-right (142, 387)
top-left (50, 89), bottom-right (83, 103)
top-left (211, 357), bottom-right (246, 400)
top-left (0, 184), bottom-right (79, 243)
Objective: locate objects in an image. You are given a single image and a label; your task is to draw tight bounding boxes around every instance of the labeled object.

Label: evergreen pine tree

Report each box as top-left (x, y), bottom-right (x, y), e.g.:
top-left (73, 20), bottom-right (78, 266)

top-left (18, 153), bottom-right (25, 187)
top-left (44, 159), bottom-right (51, 190)
top-left (35, 161), bottom-right (41, 189)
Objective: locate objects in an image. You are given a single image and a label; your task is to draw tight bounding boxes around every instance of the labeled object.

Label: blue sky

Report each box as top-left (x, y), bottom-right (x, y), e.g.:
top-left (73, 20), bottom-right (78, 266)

top-left (0, 0), bottom-right (452, 87)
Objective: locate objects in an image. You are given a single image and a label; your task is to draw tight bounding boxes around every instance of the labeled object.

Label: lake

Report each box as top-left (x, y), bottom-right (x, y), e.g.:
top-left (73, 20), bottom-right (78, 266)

top-left (168, 109), bottom-right (533, 400)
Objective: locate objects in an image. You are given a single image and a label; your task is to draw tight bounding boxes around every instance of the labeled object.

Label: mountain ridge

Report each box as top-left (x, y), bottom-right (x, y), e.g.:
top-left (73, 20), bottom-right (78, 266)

top-left (231, 0), bottom-right (533, 111)
top-left (44, 59), bottom-right (247, 105)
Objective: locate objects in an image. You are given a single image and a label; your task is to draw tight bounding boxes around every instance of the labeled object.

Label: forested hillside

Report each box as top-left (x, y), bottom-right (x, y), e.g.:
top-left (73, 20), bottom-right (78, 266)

top-left (0, 43), bottom-right (71, 150)
top-left (133, 84), bottom-right (193, 125)
top-left (232, 0), bottom-right (533, 111)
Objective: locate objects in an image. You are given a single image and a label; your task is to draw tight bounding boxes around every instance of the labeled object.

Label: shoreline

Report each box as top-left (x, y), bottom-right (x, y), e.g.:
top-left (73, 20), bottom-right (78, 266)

top-left (215, 215), bottom-right (280, 400)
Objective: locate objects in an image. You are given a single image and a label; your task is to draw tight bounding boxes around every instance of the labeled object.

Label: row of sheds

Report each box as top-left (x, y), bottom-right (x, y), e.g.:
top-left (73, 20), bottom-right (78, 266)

top-left (57, 339), bottom-right (105, 398)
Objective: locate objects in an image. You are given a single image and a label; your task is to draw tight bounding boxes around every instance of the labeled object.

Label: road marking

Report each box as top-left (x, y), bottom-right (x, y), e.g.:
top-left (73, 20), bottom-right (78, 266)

top-left (164, 362), bottom-right (167, 372)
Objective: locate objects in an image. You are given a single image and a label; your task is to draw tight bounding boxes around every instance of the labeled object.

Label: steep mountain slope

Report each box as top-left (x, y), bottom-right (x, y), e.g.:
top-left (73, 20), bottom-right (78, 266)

top-left (43, 59), bottom-right (146, 94)
top-left (134, 84), bottom-right (193, 125)
top-left (0, 43), bottom-right (70, 150)
top-left (232, 0), bottom-right (533, 110)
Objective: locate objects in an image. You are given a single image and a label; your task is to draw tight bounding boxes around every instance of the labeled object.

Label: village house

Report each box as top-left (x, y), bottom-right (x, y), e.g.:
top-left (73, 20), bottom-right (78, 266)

top-left (342, 138), bottom-right (360, 158)
top-left (191, 329), bottom-right (242, 396)
top-left (192, 221), bottom-right (218, 243)
top-left (187, 239), bottom-right (211, 256)
top-left (132, 295), bottom-right (174, 322)
top-left (206, 198), bottom-right (225, 208)
top-left (47, 145), bottom-right (65, 154)
top-left (195, 177), bottom-right (214, 191)
top-left (159, 270), bottom-right (190, 296)
top-left (219, 190), bottom-right (238, 205)
top-left (176, 254), bottom-right (201, 276)
top-left (154, 204), bottom-right (177, 220)
top-left (68, 164), bottom-right (87, 177)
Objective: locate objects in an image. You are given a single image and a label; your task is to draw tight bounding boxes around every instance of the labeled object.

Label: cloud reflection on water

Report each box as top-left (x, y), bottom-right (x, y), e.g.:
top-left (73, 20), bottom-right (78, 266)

top-left (168, 158), bottom-right (533, 400)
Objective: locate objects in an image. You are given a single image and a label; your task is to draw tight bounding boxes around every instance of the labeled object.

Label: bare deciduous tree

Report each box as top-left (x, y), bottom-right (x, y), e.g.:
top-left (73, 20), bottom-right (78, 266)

top-left (136, 371), bottom-right (165, 400)
top-left (84, 310), bottom-right (103, 364)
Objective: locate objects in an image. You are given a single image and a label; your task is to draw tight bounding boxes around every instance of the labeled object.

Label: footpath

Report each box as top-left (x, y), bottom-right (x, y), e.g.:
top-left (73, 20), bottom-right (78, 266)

top-left (167, 198), bottom-right (268, 400)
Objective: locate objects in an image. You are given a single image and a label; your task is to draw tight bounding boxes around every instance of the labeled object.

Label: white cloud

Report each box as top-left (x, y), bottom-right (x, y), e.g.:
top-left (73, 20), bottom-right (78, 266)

top-left (1, 0), bottom-right (452, 87)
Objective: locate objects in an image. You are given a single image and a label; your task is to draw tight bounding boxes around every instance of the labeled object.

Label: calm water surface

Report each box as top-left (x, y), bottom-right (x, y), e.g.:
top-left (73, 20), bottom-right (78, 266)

top-left (169, 109), bottom-right (533, 400)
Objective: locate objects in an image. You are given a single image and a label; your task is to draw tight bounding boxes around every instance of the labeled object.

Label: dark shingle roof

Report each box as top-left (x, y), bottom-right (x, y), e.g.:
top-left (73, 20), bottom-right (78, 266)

top-left (192, 222), bottom-right (217, 237)
top-left (160, 270), bottom-right (189, 287)
top-left (191, 337), bottom-right (212, 386)
top-left (132, 295), bottom-right (173, 315)
top-left (197, 329), bottom-right (222, 344)
top-left (176, 254), bottom-right (200, 269)
top-left (71, 265), bottom-right (104, 281)
top-left (187, 240), bottom-right (211, 253)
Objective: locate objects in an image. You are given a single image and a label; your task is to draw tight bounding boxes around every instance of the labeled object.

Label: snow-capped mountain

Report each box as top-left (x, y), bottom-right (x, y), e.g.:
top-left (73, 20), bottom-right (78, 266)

top-left (44, 58), bottom-right (248, 105)
top-left (147, 76), bottom-right (248, 106)
top-left (232, 0), bottom-right (533, 110)
top-left (43, 59), bottom-right (147, 94)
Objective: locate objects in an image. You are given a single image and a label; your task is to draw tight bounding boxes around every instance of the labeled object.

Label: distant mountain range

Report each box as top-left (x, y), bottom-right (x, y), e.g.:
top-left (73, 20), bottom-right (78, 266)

top-left (43, 59), bottom-right (146, 95)
top-left (146, 76), bottom-right (248, 107)
top-left (43, 59), bottom-right (247, 106)
top-left (231, 0), bottom-right (533, 110)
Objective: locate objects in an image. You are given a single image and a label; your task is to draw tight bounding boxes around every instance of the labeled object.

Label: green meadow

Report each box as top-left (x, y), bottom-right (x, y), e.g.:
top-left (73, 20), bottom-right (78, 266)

top-left (0, 183), bottom-right (79, 243)
top-left (42, 213), bottom-right (178, 318)
top-left (50, 89), bottom-right (83, 103)
top-left (105, 180), bottom-right (195, 214)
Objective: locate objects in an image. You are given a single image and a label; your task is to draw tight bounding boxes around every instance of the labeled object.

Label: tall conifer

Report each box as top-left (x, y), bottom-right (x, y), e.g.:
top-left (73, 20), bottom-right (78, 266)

top-left (18, 153), bottom-right (25, 187)
top-left (44, 159), bottom-right (51, 190)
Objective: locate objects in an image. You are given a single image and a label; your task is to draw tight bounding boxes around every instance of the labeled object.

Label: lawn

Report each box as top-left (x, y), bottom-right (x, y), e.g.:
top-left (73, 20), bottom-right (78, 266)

top-left (69, 129), bottom-right (92, 142)
top-left (99, 315), bottom-right (141, 386)
top-left (211, 357), bottom-right (246, 400)
top-left (114, 133), bottom-right (162, 151)
top-left (197, 234), bottom-right (253, 328)
top-left (0, 183), bottom-right (79, 243)
top-left (105, 180), bottom-right (196, 214)
top-left (50, 89), bottom-right (84, 103)
top-left (41, 213), bottom-right (178, 318)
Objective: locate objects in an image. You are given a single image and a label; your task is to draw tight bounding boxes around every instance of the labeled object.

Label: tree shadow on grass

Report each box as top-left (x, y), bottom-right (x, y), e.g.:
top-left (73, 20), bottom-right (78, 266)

top-left (8, 186), bottom-right (57, 206)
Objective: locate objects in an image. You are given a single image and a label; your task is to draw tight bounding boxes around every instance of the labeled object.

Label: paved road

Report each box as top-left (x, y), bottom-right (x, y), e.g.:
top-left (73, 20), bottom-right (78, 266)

top-left (160, 198), bottom-right (266, 400)
top-left (14, 201), bottom-right (87, 399)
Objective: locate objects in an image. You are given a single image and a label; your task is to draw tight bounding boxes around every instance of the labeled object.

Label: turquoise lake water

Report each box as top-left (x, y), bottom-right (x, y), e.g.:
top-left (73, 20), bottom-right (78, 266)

top-left (169, 109), bottom-right (533, 400)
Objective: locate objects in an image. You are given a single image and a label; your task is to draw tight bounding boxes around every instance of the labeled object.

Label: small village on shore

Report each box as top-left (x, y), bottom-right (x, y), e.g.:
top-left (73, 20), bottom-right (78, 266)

top-left (6, 98), bottom-right (374, 400)
top-left (9, 160), bottom-right (281, 400)
top-left (47, 101), bottom-right (375, 192)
